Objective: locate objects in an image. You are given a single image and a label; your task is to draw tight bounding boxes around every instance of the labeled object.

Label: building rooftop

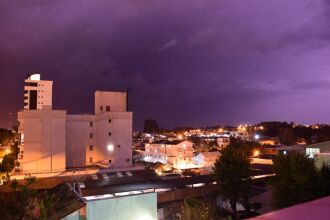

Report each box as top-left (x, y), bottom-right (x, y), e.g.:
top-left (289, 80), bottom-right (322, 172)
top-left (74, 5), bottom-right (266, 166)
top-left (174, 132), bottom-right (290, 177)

top-left (305, 141), bottom-right (330, 149)
top-left (250, 196), bottom-right (330, 220)
top-left (151, 140), bottom-right (190, 145)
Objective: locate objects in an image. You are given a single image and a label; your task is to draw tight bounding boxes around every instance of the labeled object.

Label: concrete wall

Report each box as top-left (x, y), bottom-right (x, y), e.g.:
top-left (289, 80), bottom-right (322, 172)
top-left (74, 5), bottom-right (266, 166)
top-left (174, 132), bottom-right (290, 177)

top-left (66, 112), bottom-right (132, 168)
top-left (94, 112), bottom-right (133, 168)
top-left (66, 115), bottom-right (95, 168)
top-left (18, 108), bottom-right (66, 173)
top-left (95, 91), bottom-right (127, 114)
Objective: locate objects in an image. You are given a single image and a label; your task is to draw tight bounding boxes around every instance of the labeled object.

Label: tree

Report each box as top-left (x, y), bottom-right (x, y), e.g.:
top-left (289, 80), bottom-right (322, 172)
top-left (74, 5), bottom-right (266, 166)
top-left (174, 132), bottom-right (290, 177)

top-left (279, 127), bottom-right (297, 145)
top-left (272, 152), bottom-right (318, 208)
top-left (214, 142), bottom-right (251, 219)
top-left (317, 163), bottom-right (330, 196)
top-left (180, 198), bottom-right (222, 220)
top-left (0, 129), bottom-right (14, 146)
top-left (143, 119), bottom-right (159, 133)
top-left (0, 176), bottom-right (58, 219)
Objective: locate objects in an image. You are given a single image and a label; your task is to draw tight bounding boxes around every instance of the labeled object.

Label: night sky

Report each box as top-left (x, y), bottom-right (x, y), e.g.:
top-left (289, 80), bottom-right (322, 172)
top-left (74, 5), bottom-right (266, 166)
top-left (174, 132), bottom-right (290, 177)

top-left (1, 0), bottom-right (330, 130)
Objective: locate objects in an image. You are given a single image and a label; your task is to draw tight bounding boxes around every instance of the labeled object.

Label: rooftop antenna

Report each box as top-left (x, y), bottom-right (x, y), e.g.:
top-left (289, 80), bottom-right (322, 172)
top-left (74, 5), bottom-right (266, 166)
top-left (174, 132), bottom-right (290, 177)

top-left (8, 112), bottom-right (12, 129)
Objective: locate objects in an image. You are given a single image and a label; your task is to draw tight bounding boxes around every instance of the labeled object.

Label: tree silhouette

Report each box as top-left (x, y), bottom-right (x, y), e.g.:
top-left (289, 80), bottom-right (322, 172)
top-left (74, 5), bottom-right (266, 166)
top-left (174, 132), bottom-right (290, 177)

top-left (214, 141), bottom-right (251, 219)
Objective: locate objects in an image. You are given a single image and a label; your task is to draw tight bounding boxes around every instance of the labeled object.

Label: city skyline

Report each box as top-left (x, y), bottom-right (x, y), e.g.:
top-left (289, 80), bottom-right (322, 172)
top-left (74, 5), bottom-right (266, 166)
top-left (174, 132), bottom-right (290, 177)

top-left (2, 0), bottom-right (330, 129)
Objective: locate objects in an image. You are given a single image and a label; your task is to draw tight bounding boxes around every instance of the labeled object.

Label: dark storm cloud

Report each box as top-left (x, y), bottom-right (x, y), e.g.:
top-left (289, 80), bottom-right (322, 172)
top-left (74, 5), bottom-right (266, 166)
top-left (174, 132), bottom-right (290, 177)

top-left (1, 0), bottom-right (330, 129)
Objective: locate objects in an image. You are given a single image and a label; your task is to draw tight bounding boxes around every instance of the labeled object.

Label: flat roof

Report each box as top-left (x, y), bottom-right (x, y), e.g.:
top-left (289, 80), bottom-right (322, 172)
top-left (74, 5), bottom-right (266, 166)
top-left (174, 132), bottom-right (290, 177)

top-left (305, 141), bottom-right (330, 149)
top-left (250, 196), bottom-right (330, 220)
top-left (79, 164), bottom-right (272, 197)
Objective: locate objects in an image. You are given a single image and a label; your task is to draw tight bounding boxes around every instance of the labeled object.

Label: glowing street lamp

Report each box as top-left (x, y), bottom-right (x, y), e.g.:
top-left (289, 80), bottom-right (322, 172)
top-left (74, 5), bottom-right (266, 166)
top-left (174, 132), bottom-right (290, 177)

top-left (254, 134), bottom-right (260, 140)
top-left (253, 150), bottom-right (260, 157)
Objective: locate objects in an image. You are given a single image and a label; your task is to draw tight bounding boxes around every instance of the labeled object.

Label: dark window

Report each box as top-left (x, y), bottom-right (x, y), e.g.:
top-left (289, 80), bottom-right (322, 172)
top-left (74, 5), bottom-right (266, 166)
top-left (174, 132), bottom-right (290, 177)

top-left (25, 82), bottom-right (38, 87)
top-left (108, 119), bottom-right (111, 123)
top-left (29, 90), bottom-right (37, 110)
top-left (90, 145), bottom-right (93, 151)
top-left (24, 90), bottom-right (28, 94)
top-left (117, 144), bottom-right (121, 148)
top-left (126, 158), bottom-right (130, 162)
top-left (109, 160), bottom-right (112, 164)
top-left (108, 132), bottom-right (112, 136)
top-left (90, 133), bottom-right (93, 139)
top-left (106, 106), bottom-right (111, 112)
top-left (89, 122), bottom-right (93, 127)
top-left (100, 106), bottom-right (103, 111)
top-left (89, 157), bottom-right (93, 163)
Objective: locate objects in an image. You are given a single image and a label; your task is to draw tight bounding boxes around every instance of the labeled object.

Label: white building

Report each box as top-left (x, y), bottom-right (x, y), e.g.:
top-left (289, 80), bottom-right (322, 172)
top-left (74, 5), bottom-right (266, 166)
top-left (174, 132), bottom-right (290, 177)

top-left (18, 107), bottom-right (67, 173)
top-left (193, 151), bottom-right (220, 168)
top-left (24, 74), bottom-right (53, 110)
top-left (18, 75), bottom-right (132, 174)
top-left (66, 91), bottom-right (132, 169)
top-left (143, 140), bottom-right (194, 169)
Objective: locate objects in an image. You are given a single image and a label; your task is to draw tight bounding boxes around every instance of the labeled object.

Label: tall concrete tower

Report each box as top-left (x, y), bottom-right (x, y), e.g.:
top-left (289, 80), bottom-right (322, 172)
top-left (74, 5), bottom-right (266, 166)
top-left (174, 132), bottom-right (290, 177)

top-left (24, 74), bottom-right (53, 110)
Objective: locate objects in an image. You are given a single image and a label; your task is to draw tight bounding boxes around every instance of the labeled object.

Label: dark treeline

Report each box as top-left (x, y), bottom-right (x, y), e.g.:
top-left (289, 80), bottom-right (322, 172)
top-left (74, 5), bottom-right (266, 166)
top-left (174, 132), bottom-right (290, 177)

top-left (257, 121), bottom-right (330, 145)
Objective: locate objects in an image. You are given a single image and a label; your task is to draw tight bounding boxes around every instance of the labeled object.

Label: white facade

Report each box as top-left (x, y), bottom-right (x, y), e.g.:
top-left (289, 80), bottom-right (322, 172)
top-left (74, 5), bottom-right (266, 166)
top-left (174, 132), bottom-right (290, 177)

top-left (193, 151), bottom-right (220, 167)
top-left (24, 74), bottom-right (53, 110)
top-left (63, 193), bottom-right (157, 220)
top-left (18, 107), bottom-right (66, 173)
top-left (66, 98), bottom-right (132, 169)
top-left (18, 76), bottom-right (133, 174)
top-left (143, 140), bottom-right (194, 169)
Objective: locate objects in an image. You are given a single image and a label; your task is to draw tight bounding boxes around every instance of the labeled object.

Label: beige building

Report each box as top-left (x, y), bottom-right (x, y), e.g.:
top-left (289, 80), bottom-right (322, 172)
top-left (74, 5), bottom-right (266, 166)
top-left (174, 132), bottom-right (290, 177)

top-left (18, 107), bottom-right (66, 173)
top-left (18, 75), bottom-right (132, 174)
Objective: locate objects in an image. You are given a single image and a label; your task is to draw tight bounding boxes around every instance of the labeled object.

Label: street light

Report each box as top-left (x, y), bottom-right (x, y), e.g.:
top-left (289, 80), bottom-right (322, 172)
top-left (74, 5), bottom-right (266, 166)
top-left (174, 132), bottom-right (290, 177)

top-left (253, 150), bottom-right (260, 157)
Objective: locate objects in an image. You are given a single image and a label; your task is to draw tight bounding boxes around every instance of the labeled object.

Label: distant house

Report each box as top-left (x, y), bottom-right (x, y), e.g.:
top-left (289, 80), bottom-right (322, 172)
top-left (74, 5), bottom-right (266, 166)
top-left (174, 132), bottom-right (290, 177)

top-left (305, 141), bottom-right (330, 168)
top-left (259, 137), bottom-right (279, 146)
top-left (193, 151), bottom-right (220, 168)
top-left (265, 145), bottom-right (305, 156)
top-left (142, 140), bottom-right (194, 169)
top-left (305, 141), bottom-right (330, 158)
